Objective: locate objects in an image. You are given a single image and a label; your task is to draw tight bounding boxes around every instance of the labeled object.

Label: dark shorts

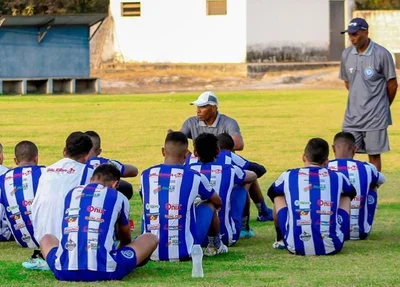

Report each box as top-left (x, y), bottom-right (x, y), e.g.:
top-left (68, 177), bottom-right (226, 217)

top-left (344, 129), bottom-right (389, 155)
top-left (46, 246), bottom-right (137, 282)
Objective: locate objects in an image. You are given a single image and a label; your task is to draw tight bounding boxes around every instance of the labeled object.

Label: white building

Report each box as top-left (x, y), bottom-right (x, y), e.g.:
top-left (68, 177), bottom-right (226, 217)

top-left (110, 0), bottom-right (346, 63)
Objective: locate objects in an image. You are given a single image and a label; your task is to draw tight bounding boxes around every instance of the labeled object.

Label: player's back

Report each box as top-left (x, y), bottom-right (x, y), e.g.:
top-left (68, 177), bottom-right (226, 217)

top-left (0, 165), bottom-right (45, 247)
top-left (327, 159), bottom-right (385, 239)
top-left (184, 151), bottom-right (249, 170)
top-left (280, 167), bottom-right (353, 255)
top-left (54, 183), bottom-right (129, 272)
top-left (189, 162), bottom-right (245, 245)
top-left (87, 157), bottom-right (125, 175)
top-left (141, 164), bottom-right (210, 261)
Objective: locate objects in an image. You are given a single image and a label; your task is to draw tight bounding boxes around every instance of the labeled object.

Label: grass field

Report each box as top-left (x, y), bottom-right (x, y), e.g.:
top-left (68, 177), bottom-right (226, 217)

top-left (0, 90), bottom-right (399, 287)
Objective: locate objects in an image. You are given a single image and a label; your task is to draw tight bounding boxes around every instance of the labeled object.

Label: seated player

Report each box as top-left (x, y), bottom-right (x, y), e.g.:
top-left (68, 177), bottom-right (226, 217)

top-left (141, 132), bottom-right (223, 261)
top-left (30, 132), bottom-right (94, 269)
top-left (189, 133), bottom-right (257, 249)
top-left (267, 138), bottom-right (356, 256)
top-left (327, 132), bottom-right (385, 240)
top-left (0, 142), bottom-right (11, 241)
top-left (0, 141), bottom-right (45, 247)
top-left (40, 164), bottom-right (158, 282)
top-left (85, 131), bottom-right (138, 200)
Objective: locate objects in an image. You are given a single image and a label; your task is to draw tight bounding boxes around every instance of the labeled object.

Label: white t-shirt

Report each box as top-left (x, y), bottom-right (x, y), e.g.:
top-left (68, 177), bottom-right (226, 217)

top-left (32, 158), bottom-right (93, 242)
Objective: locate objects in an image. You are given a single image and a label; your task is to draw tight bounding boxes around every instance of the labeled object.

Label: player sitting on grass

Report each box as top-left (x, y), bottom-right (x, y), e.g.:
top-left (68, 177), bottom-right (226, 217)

top-left (0, 142), bottom-right (11, 242)
top-left (140, 132), bottom-right (223, 261)
top-left (189, 133), bottom-right (257, 249)
top-left (40, 164), bottom-right (158, 282)
top-left (327, 132), bottom-right (385, 240)
top-left (267, 138), bottom-right (356, 255)
top-left (85, 131), bottom-right (138, 200)
top-left (0, 141), bottom-right (45, 248)
top-left (29, 132), bottom-right (94, 270)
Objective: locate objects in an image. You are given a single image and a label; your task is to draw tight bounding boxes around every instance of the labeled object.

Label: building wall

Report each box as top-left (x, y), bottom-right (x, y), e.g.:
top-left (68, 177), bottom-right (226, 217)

top-left (0, 26), bottom-right (90, 78)
top-left (110, 0), bottom-right (247, 63)
top-left (353, 10), bottom-right (400, 61)
top-left (246, 0), bottom-right (330, 62)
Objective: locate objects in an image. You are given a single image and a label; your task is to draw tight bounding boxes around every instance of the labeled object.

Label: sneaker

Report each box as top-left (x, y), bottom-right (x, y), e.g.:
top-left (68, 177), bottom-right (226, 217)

top-left (240, 228), bottom-right (255, 239)
top-left (272, 241), bottom-right (286, 250)
top-left (22, 258), bottom-right (50, 271)
top-left (257, 208), bottom-right (274, 222)
top-left (204, 243), bottom-right (228, 256)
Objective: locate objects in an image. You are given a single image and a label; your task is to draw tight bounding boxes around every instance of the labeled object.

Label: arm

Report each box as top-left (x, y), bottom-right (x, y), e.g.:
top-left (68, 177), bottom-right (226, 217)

top-left (387, 78), bottom-right (398, 105)
top-left (246, 161), bottom-right (267, 178)
top-left (122, 164), bottom-right (139, 177)
top-left (116, 197), bottom-right (132, 247)
top-left (180, 118), bottom-right (192, 139)
top-left (339, 50), bottom-right (349, 91)
top-left (232, 134), bottom-right (244, 151)
top-left (208, 192), bottom-right (222, 210)
top-left (225, 117), bottom-right (244, 151)
top-left (243, 170), bottom-right (257, 184)
top-left (339, 195), bottom-right (351, 215)
top-left (344, 81), bottom-right (349, 91)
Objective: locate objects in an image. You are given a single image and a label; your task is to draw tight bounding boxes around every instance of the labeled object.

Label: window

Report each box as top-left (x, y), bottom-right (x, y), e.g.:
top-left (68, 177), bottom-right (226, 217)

top-left (207, 0), bottom-right (227, 15)
top-left (121, 2), bottom-right (141, 17)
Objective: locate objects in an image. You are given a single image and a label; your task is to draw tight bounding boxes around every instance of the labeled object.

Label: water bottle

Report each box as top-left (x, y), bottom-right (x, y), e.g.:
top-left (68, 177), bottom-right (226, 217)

top-left (191, 244), bottom-right (204, 278)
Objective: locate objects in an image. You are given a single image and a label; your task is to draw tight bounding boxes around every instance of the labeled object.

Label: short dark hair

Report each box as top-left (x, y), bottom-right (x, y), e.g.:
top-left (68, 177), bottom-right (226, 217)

top-left (194, 133), bottom-right (218, 163)
top-left (217, 133), bottom-right (234, 151)
top-left (164, 132), bottom-right (188, 157)
top-left (304, 138), bottom-right (329, 165)
top-left (333, 132), bottom-right (356, 146)
top-left (92, 164), bottom-right (121, 183)
top-left (65, 132), bottom-right (93, 159)
top-left (165, 132), bottom-right (188, 146)
top-left (14, 141), bottom-right (38, 162)
top-left (85, 130), bottom-right (101, 151)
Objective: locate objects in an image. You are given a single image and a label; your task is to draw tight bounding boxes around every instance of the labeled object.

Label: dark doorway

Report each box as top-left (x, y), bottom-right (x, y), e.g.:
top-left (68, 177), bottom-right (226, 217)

top-left (329, 0), bottom-right (345, 61)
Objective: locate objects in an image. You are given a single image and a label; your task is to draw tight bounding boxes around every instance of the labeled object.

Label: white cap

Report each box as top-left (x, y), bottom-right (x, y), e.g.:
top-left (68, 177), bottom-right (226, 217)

top-left (190, 91), bottom-right (218, 107)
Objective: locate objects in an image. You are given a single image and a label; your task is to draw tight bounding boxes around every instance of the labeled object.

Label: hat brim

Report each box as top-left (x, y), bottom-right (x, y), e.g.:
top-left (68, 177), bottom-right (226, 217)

top-left (341, 27), bottom-right (365, 34)
top-left (190, 101), bottom-right (217, 107)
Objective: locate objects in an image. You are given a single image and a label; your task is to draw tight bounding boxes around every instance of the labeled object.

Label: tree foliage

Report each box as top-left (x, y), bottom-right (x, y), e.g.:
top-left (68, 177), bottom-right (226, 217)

top-left (0, 0), bottom-right (109, 15)
top-left (356, 0), bottom-right (400, 9)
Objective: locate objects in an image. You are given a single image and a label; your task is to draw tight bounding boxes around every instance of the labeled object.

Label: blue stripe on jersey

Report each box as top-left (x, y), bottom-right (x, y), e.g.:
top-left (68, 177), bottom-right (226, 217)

top-left (60, 190), bottom-right (74, 270)
top-left (157, 167), bottom-right (171, 261)
top-left (328, 171), bottom-right (342, 253)
top-left (80, 166), bottom-right (89, 186)
top-left (287, 170), bottom-right (303, 255)
top-left (355, 162), bottom-right (368, 236)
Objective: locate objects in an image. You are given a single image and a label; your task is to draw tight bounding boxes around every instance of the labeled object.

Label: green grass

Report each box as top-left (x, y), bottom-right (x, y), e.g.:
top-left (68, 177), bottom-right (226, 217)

top-left (0, 90), bottom-right (399, 287)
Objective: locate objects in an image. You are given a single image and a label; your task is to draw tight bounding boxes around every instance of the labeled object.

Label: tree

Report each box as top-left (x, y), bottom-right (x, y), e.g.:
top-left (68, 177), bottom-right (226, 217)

top-left (356, 0), bottom-right (400, 9)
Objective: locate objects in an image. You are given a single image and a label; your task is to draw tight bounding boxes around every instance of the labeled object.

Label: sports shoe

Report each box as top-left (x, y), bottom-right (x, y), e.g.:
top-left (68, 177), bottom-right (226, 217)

top-left (204, 243), bottom-right (228, 256)
top-left (22, 258), bottom-right (50, 271)
top-left (272, 241), bottom-right (286, 250)
top-left (240, 228), bottom-right (255, 239)
top-left (257, 208), bottom-right (274, 222)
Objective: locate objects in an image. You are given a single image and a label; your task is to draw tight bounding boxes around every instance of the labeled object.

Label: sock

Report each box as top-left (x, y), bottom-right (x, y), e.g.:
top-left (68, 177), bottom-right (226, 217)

top-left (208, 234), bottom-right (222, 249)
top-left (275, 226), bottom-right (283, 241)
top-left (256, 201), bottom-right (269, 215)
top-left (241, 215), bottom-right (250, 231)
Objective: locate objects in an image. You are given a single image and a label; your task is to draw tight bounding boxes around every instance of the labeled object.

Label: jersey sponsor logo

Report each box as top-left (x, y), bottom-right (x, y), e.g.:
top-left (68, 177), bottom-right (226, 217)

top-left (10, 213), bottom-right (21, 221)
top-left (64, 226), bottom-right (79, 234)
top-left (22, 199), bottom-right (33, 207)
top-left (6, 205), bottom-right (20, 212)
top-left (121, 249), bottom-right (135, 259)
top-left (165, 214), bottom-right (182, 220)
top-left (351, 204), bottom-right (361, 209)
top-left (47, 167), bottom-right (76, 174)
top-left (165, 203), bottom-right (181, 211)
top-left (295, 209), bottom-right (310, 216)
top-left (21, 234), bottom-right (31, 243)
top-left (153, 185), bottom-right (176, 194)
top-left (367, 195), bottom-right (375, 205)
top-left (294, 200), bottom-right (311, 206)
top-left (299, 231), bottom-right (311, 242)
top-left (353, 195), bottom-right (363, 202)
top-left (317, 200), bottom-right (333, 207)
top-left (145, 203), bottom-right (160, 210)
top-left (316, 220), bottom-right (331, 226)
top-left (337, 215), bottom-right (343, 225)
top-left (316, 210), bottom-right (333, 215)
top-left (148, 173), bottom-right (158, 178)
top-left (349, 67), bottom-right (354, 74)
top-left (296, 219), bottom-right (311, 226)
top-left (65, 239), bottom-right (77, 251)
top-left (83, 226), bottom-right (102, 234)
top-left (164, 224), bottom-right (182, 230)
top-left (146, 213), bottom-right (159, 220)
top-left (14, 222), bottom-right (26, 230)
top-left (24, 210), bottom-right (32, 215)
top-left (87, 206), bottom-right (106, 214)
top-left (147, 224), bottom-right (160, 230)
top-left (65, 216), bottom-right (79, 223)
top-left (166, 239), bottom-right (181, 246)
top-left (86, 243), bottom-right (100, 250)
top-left (85, 216), bottom-right (104, 223)
top-left (350, 225), bottom-right (360, 232)
top-left (364, 67), bottom-right (374, 78)
top-left (65, 207), bottom-right (81, 215)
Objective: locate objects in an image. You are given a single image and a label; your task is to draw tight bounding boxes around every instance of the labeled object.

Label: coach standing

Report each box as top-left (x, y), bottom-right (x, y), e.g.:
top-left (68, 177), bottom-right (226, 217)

top-left (339, 18), bottom-right (398, 171)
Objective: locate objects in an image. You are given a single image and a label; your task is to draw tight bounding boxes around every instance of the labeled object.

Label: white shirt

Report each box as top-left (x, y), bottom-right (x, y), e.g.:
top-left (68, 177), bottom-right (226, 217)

top-left (32, 158), bottom-right (93, 242)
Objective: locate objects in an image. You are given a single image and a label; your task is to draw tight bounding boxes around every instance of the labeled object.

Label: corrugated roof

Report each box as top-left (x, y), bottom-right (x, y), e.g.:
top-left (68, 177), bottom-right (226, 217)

top-left (0, 14), bottom-right (107, 27)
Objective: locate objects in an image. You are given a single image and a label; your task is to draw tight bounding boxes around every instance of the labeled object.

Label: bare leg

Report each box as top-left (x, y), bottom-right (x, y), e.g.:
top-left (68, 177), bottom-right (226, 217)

top-left (127, 233), bottom-right (158, 266)
top-left (369, 154), bottom-right (381, 172)
top-left (40, 234), bottom-right (59, 260)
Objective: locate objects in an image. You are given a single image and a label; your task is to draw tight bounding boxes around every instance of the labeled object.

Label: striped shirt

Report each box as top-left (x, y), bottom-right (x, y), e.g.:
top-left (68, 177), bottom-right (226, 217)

top-left (0, 166), bottom-right (45, 247)
top-left (269, 167), bottom-right (355, 256)
top-left (189, 163), bottom-right (245, 246)
top-left (54, 183), bottom-right (130, 272)
top-left (141, 164), bottom-right (214, 261)
top-left (327, 159), bottom-right (385, 239)
top-left (87, 157), bottom-right (125, 176)
top-left (185, 150), bottom-right (249, 170)
top-left (32, 158), bottom-right (93, 242)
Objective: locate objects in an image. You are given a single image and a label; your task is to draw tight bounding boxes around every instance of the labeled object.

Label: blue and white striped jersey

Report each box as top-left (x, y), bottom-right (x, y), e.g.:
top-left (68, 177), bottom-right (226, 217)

top-left (54, 183), bottom-right (130, 272)
top-left (189, 163), bottom-right (245, 246)
top-left (0, 166), bottom-right (45, 247)
top-left (327, 159), bottom-right (385, 239)
top-left (141, 164), bottom-right (214, 261)
top-left (87, 157), bottom-right (125, 176)
top-left (0, 165), bottom-right (10, 241)
top-left (270, 167), bottom-right (355, 256)
top-left (185, 151), bottom-right (249, 170)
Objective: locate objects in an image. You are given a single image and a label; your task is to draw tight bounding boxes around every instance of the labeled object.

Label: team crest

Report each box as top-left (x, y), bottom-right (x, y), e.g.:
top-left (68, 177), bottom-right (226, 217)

top-left (364, 67), bottom-right (374, 78)
top-left (121, 249), bottom-right (135, 259)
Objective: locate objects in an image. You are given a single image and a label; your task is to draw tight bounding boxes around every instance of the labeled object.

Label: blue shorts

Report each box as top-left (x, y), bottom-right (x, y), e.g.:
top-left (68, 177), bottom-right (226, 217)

top-left (46, 246), bottom-right (137, 281)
